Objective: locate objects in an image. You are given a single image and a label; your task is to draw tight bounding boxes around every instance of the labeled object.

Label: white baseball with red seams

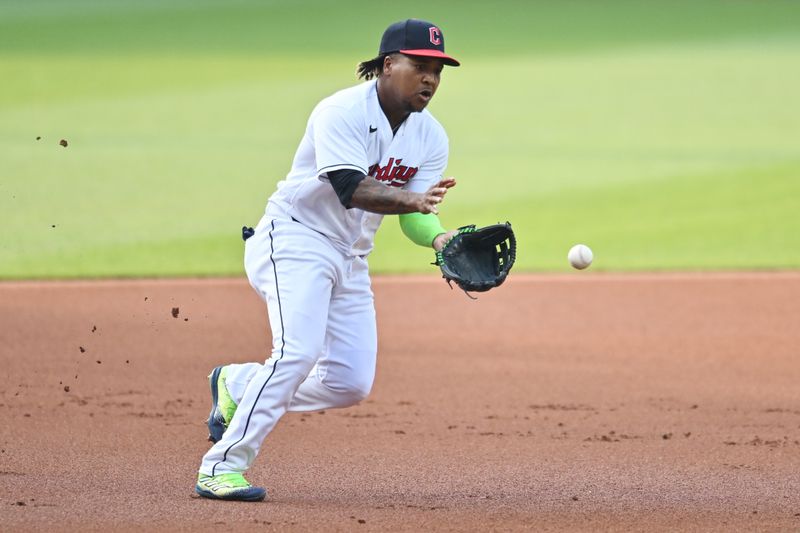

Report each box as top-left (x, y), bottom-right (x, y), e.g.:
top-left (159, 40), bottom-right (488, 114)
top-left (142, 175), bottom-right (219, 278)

top-left (199, 78), bottom-right (449, 477)
top-left (568, 244), bottom-right (593, 270)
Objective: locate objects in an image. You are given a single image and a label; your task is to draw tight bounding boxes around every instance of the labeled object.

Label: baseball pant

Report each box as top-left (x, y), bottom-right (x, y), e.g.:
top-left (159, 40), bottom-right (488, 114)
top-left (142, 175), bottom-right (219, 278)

top-left (199, 215), bottom-right (377, 476)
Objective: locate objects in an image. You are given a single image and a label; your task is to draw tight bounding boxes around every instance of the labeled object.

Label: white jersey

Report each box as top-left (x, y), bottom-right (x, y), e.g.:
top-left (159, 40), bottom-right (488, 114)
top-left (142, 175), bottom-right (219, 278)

top-left (265, 79), bottom-right (449, 257)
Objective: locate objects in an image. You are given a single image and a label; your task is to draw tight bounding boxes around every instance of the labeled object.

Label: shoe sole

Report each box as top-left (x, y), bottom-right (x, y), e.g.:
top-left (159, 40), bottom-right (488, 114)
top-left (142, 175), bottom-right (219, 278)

top-left (195, 485), bottom-right (267, 502)
top-left (207, 366), bottom-right (225, 443)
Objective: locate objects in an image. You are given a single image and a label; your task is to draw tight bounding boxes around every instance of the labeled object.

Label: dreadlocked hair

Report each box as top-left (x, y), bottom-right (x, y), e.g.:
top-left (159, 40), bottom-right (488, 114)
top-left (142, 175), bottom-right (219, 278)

top-left (356, 55), bottom-right (386, 80)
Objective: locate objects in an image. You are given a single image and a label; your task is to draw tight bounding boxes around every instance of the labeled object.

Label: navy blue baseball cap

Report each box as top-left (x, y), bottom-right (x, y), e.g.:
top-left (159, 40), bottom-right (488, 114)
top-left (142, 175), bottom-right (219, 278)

top-left (379, 19), bottom-right (460, 66)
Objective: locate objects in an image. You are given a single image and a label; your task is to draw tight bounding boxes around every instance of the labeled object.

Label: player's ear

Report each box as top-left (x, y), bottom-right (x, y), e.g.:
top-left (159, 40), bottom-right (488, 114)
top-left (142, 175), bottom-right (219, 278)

top-left (382, 54), bottom-right (396, 77)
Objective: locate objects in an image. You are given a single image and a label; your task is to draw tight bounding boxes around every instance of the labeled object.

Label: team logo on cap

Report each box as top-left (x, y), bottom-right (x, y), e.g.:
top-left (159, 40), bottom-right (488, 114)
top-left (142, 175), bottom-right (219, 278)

top-left (429, 27), bottom-right (442, 46)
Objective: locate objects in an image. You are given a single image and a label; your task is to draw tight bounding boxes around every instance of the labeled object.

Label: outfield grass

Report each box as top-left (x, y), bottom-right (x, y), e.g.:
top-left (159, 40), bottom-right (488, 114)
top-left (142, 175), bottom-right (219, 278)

top-left (1, 0), bottom-right (799, 278)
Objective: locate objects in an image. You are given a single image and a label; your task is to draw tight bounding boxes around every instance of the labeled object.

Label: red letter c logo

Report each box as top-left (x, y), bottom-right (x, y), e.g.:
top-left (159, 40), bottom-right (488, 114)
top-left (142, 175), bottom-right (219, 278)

top-left (429, 27), bottom-right (442, 46)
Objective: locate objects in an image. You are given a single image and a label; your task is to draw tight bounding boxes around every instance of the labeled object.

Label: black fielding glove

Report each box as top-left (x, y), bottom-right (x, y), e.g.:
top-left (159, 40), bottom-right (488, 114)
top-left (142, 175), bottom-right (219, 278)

top-left (434, 222), bottom-right (516, 295)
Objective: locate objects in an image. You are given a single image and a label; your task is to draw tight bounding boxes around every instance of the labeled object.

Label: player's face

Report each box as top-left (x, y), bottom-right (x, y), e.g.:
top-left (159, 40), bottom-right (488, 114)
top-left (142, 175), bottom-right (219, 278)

top-left (383, 54), bottom-right (444, 113)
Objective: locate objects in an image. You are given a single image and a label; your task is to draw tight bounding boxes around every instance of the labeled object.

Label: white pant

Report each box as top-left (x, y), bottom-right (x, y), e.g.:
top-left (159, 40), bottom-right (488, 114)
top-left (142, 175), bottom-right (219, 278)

top-left (200, 215), bottom-right (377, 476)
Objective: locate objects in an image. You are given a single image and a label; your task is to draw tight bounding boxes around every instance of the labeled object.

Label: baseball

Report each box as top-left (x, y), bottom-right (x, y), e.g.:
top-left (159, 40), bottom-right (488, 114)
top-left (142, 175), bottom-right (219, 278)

top-left (568, 244), bottom-right (593, 270)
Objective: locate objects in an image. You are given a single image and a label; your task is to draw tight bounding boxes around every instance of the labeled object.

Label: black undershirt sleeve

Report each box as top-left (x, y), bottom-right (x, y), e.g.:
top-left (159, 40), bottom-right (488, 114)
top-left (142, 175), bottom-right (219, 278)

top-left (326, 168), bottom-right (368, 208)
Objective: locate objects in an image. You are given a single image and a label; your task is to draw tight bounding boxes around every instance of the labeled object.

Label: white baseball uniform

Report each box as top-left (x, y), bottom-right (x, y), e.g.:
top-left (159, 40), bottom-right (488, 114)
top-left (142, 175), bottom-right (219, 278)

top-left (200, 79), bottom-right (449, 476)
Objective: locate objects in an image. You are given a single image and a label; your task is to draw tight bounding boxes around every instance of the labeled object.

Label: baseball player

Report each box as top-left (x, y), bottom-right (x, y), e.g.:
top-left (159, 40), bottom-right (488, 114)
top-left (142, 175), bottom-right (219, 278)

top-left (195, 19), bottom-right (461, 501)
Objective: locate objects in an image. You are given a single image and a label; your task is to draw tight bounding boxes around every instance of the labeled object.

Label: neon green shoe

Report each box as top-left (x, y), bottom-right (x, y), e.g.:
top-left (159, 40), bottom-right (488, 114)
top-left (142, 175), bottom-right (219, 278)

top-left (206, 366), bottom-right (238, 443)
top-left (195, 473), bottom-right (266, 502)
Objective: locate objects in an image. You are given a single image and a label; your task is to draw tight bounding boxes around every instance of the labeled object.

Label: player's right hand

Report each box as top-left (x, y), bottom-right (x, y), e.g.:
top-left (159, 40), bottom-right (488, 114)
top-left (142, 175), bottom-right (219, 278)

top-left (419, 177), bottom-right (456, 215)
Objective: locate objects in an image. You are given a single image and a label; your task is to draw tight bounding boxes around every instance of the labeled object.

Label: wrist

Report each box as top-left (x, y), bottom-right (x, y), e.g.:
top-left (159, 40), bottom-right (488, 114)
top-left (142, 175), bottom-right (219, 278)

top-left (433, 229), bottom-right (457, 251)
top-left (432, 232), bottom-right (447, 251)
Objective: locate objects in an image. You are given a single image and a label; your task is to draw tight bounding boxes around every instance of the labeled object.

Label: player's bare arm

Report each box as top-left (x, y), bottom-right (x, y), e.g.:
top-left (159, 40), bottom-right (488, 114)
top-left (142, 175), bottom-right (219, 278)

top-left (350, 177), bottom-right (456, 215)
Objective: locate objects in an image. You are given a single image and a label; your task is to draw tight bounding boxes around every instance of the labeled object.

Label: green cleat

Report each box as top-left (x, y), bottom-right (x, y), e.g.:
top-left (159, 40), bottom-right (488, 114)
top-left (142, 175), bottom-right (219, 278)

top-left (195, 473), bottom-right (267, 502)
top-left (207, 365), bottom-right (238, 443)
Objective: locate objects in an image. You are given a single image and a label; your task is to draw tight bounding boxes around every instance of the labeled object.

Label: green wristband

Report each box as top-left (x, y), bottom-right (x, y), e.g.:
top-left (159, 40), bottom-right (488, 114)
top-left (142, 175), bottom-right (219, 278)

top-left (399, 212), bottom-right (447, 248)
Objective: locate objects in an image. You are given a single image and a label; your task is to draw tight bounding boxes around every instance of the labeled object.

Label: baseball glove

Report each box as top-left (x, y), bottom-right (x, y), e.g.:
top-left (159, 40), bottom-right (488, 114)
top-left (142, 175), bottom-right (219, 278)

top-left (434, 222), bottom-right (516, 294)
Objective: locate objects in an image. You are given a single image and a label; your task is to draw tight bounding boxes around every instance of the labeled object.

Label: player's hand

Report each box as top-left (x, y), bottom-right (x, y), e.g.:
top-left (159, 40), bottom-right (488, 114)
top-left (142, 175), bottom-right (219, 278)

top-left (418, 177), bottom-right (456, 215)
top-left (432, 229), bottom-right (458, 251)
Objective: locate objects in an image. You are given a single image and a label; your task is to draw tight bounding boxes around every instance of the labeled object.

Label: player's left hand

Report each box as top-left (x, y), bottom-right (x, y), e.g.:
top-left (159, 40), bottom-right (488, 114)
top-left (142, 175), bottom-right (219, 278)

top-left (434, 222), bottom-right (517, 294)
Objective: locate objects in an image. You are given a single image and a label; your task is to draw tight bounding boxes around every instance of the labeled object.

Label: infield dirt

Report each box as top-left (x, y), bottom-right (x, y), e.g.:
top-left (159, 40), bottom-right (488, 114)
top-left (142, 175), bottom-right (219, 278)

top-left (1, 274), bottom-right (799, 531)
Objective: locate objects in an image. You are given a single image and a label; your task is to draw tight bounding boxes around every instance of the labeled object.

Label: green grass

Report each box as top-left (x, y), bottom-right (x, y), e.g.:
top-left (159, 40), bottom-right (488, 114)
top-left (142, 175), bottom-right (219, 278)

top-left (1, 0), bottom-right (799, 278)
